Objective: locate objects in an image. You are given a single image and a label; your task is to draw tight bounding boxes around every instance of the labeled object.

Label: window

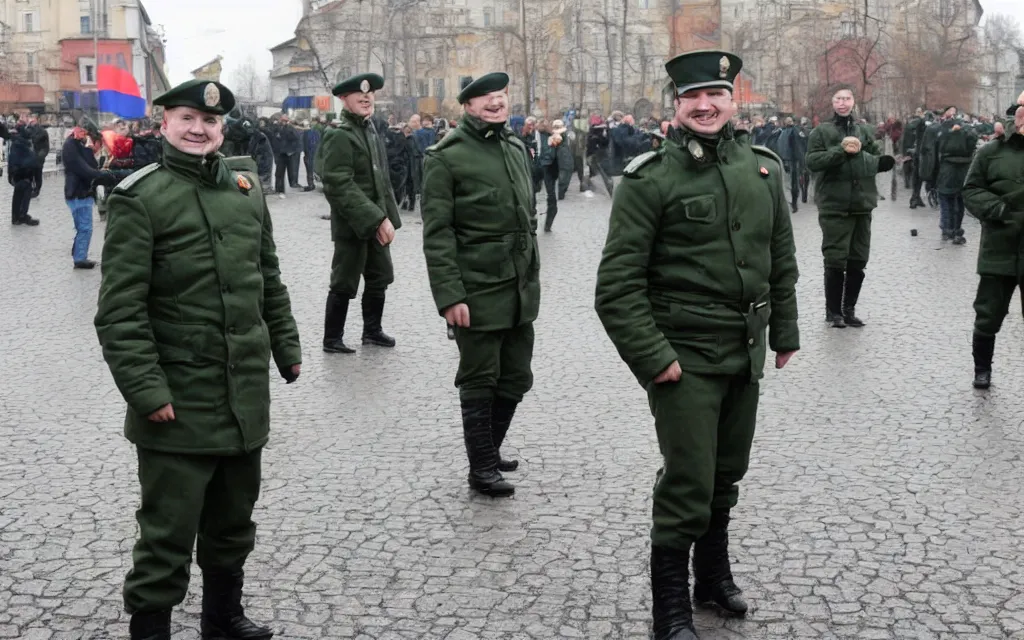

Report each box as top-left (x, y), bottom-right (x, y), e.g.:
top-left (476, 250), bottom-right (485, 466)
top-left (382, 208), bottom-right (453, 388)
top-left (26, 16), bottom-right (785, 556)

top-left (79, 57), bottom-right (96, 85)
top-left (21, 11), bottom-right (36, 32)
top-left (81, 15), bottom-right (91, 34)
top-left (638, 0), bottom-right (650, 8)
top-left (434, 78), bottom-right (445, 99)
top-left (417, 79), bottom-right (429, 96)
top-left (483, 8), bottom-right (493, 26)
top-left (841, 21), bottom-right (855, 37)
top-left (459, 75), bottom-right (472, 93)
top-left (26, 52), bottom-right (37, 83)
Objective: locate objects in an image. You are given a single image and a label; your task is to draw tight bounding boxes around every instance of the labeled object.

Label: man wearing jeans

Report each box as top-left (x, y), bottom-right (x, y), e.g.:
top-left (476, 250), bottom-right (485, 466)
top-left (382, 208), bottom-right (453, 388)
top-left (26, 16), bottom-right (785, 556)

top-left (62, 125), bottom-right (112, 269)
top-left (934, 106), bottom-right (977, 244)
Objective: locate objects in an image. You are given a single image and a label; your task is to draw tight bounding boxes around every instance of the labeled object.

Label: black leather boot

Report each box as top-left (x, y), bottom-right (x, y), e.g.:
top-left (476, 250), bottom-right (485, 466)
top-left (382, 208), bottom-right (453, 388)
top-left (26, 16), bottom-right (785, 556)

top-left (824, 268), bottom-right (846, 328)
top-left (973, 333), bottom-right (995, 390)
top-left (651, 544), bottom-right (699, 640)
top-left (129, 610), bottom-right (171, 640)
top-left (201, 569), bottom-right (274, 640)
top-left (693, 509), bottom-right (748, 615)
top-left (842, 264), bottom-right (866, 328)
top-left (492, 397), bottom-right (520, 472)
top-left (361, 293), bottom-right (396, 347)
top-left (322, 292), bottom-right (354, 354)
top-left (462, 398), bottom-right (514, 497)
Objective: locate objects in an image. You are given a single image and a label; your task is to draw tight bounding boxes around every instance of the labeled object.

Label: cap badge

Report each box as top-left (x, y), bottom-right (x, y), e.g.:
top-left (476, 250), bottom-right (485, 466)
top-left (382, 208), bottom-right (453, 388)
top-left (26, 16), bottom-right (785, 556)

top-left (360, 79), bottom-right (371, 93)
top-left (687, 138), bottom-right (705, 161)
top-left (719, 56), bottom-right (730, 79)
top-left (203, 83), bottom-right (221, 108)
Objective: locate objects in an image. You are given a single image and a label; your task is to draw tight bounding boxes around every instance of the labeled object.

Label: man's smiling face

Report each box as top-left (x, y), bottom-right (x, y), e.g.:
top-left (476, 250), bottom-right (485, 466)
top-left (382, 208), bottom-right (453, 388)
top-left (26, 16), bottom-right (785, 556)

top-left (465, 90), bottom-right (509, 124)
top-left (342, 91), bottom-right (375, 118)
top-left (673, 87), bottom-right (737, 136)
top-left (161, 106), bottom-right (223, 156)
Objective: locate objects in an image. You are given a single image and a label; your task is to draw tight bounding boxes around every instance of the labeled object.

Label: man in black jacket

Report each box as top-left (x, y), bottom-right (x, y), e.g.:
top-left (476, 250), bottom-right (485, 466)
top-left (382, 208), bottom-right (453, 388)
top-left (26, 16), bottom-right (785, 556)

top-left (63, 126), bottom-right (113, 268)
top-left (271, 116), bottom-right (302, 196)
top-left (8, 123), bottom-right (40, 226)
top-left (27, 116), bottom-right (49, 197)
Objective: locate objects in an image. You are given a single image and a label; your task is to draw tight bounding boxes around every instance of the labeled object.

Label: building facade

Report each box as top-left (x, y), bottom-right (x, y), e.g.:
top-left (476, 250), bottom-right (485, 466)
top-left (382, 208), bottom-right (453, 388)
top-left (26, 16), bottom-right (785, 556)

top-left (273, 0), bottom-right (749, 119)
top-left (0, 0), bottom-right (170, 115)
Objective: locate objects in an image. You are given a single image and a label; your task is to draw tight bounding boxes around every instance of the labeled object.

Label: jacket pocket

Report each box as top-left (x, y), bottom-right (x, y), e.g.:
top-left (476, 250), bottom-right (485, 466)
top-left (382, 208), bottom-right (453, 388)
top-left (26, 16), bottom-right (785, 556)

top-left (459, 240), bottom-right (515, 284)
top-left (679, 195), bottom-right (717, 223)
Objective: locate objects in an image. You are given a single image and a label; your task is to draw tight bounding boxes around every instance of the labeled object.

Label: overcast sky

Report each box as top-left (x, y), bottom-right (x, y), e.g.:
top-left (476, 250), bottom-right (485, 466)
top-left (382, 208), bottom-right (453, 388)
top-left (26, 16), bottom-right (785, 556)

top-left (145, 0), bottom-right (302, 86)
top-left (145, 0), bottom-right (1024, 91)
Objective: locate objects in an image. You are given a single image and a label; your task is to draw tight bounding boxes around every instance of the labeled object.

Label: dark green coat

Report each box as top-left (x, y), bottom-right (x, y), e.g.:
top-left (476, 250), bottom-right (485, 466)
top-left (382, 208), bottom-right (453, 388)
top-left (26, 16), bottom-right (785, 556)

top-left (935, 122), bottom-right (978, 196)
top-left (917, 122), bottom-right (941, 183)
top-left (595, 128), bottom-right (800, 387)
top-left (95, 142), bottom-right (302, 455)
top-left (421, 115), bottom-right (540, 332)
top-left (806, 116), bottom-right (882, 214)
top-left (320, 110), bottom-right (401, 242)
top-left (963, 133), bottom-right (1024, 276)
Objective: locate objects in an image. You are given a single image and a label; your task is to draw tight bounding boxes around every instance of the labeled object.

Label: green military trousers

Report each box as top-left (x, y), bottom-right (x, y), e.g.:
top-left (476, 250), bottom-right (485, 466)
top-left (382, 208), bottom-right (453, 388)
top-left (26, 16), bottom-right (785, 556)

top-left (123, 447), bottom-right (262, 614)
top-left (819, 211), bottom-right (872, 269)
top-left (973, 275), bottom-right (1024, 337)
top-left (330, 237), bottom-right (394, 299)
top-left (647, 371), bottom-right (759, 550)
top-left (454, 323), bottom-right (535, 402)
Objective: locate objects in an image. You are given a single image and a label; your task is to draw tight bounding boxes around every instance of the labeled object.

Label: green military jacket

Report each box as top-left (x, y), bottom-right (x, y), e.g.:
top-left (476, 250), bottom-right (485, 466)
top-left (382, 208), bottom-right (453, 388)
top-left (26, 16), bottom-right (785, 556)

top-left (421, 115), bottom-right (540, 332)
top-left (806, 115), bottom-right (883, 214)
top-left (963, 133), bottom-right (1024, 276)
top-left (935, 121), bottom-right (978, 196)
top-left (95, 141), bottom-right (302, 455)
top-left (595, 127), bottom-right (800, 387)
top-left (320, 111), bottom-right (401, 242)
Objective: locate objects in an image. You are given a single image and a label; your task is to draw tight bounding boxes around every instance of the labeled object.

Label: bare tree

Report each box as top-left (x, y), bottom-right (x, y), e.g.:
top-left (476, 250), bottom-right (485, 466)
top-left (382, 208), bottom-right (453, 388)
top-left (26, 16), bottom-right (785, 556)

top-left (231, 55), bottom-right (269, 101)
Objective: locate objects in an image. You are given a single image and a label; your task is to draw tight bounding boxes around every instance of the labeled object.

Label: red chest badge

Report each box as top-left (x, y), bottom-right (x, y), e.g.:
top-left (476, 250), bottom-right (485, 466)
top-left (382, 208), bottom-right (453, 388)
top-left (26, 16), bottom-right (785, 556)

top-left (759, 166), bottom-right (770, 178)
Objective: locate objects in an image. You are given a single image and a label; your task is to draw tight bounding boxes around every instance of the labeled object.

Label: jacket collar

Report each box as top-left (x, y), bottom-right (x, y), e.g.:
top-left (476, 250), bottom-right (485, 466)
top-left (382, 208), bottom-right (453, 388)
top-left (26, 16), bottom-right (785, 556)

top-left (161, 140), bottom-right (227, 187)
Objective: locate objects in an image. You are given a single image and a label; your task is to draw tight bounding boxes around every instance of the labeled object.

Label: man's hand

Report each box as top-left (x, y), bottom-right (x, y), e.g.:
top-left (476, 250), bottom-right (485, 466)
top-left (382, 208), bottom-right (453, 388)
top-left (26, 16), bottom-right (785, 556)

top-left (951, 124), bottom-right (961, 132)
top-left (653, 361), bottom-right (682, 384)
top-left (443, 303), bottom-right (471, 328)
top-left (775, 351), bottom-right (797, 369)
top-left (841, 137), bottom-right (862, 154)
top-left (279, 364), bottom-right (301, 384)
top-left (148, 404), bottom-right (175, 422)
top-left (376, 218), bottom-right (396, 246)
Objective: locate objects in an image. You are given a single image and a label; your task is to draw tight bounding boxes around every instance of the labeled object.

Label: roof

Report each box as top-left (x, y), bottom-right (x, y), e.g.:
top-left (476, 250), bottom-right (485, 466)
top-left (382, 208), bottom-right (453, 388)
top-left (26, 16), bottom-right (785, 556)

top-left (190, 56), bottom-right (223, 75)
top-left (270, 38), bottom-right (298, 52)
top-left (138, 0), bottom-right (152, 26)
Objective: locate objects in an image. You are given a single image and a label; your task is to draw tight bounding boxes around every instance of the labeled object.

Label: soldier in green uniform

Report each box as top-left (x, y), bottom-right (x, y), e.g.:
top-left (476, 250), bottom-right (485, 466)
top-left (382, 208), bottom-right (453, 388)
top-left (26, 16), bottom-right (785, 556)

top-left (962, 96), bottom-right (1024, 390)
top-left (806, 86), bottom-right (895, 329)
top-left (421, 73), bottom-right (540, 498)
top-left (94, 80), bottom-right (302, 640)
top-left (319, 73), bottom-right (402, 354)
top-left (595, 51), bottom-right (799, 640)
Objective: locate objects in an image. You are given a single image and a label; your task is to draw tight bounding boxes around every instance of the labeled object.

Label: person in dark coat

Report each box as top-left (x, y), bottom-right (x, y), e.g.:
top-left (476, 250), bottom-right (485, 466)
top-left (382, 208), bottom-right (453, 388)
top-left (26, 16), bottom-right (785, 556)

top-left (586, 116), bottom-right (614, 196)
top-left (270, 116), bottom-right (302, 196)
top-left (402, 123), bottom-right (422, 210)
top-left (62, 126), bottom-right (114, 268)
top-left (8, 123), bottom-right (40, 226)
top-left (934, 106), bottom-right (977, 243)
top-left (301, 121), bottom-right (321, 192)
top-left (244, 120), bottom-right (274, 190)
top-left (27, 117), bottom-right (49, 197)
top-left (384, 124), bottom-right (410, 203)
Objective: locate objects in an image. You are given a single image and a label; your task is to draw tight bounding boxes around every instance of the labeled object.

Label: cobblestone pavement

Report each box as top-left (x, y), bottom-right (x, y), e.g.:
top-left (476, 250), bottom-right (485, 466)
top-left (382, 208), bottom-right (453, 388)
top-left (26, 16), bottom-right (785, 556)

top-left (2, 168), bottom-right (1023, 640)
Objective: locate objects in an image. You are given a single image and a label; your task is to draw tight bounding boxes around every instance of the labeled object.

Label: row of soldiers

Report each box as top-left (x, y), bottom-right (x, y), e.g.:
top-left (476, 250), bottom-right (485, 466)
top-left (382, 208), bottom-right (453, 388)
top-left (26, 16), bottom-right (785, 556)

top-left (89, 50), bottom-right (1024, 640)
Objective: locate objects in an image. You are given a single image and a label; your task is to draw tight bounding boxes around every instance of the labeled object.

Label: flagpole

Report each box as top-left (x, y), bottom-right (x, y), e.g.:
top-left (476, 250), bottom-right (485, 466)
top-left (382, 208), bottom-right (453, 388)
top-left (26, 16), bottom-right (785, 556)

top-left (93, 0), bottom-right (99, 121)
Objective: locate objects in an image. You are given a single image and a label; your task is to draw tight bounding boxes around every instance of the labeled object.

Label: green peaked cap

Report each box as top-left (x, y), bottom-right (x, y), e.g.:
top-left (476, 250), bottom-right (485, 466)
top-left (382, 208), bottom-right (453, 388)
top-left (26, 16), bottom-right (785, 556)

top-left (333, 73), bottom-right (384, 97)
top-left (458, 72), bottom-right (510, 104)
top-left (664, 50), bottom-right (743, 97)
top-left (153, 79), bottom-right (235, 115)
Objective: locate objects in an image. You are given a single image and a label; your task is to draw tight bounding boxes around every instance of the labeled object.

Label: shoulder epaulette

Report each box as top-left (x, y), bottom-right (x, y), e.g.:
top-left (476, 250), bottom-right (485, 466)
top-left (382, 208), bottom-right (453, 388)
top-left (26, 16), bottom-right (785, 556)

top-left (223, 155), bottom-right (258, 173)
top-left (623, 150), bottom-right (660, 177)
top-left (427, 130), bottom-right (460, 153)
top-left (751, 145), bottom-right (784, 167)
top-left (113, 163), bottom-right (160, 194)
